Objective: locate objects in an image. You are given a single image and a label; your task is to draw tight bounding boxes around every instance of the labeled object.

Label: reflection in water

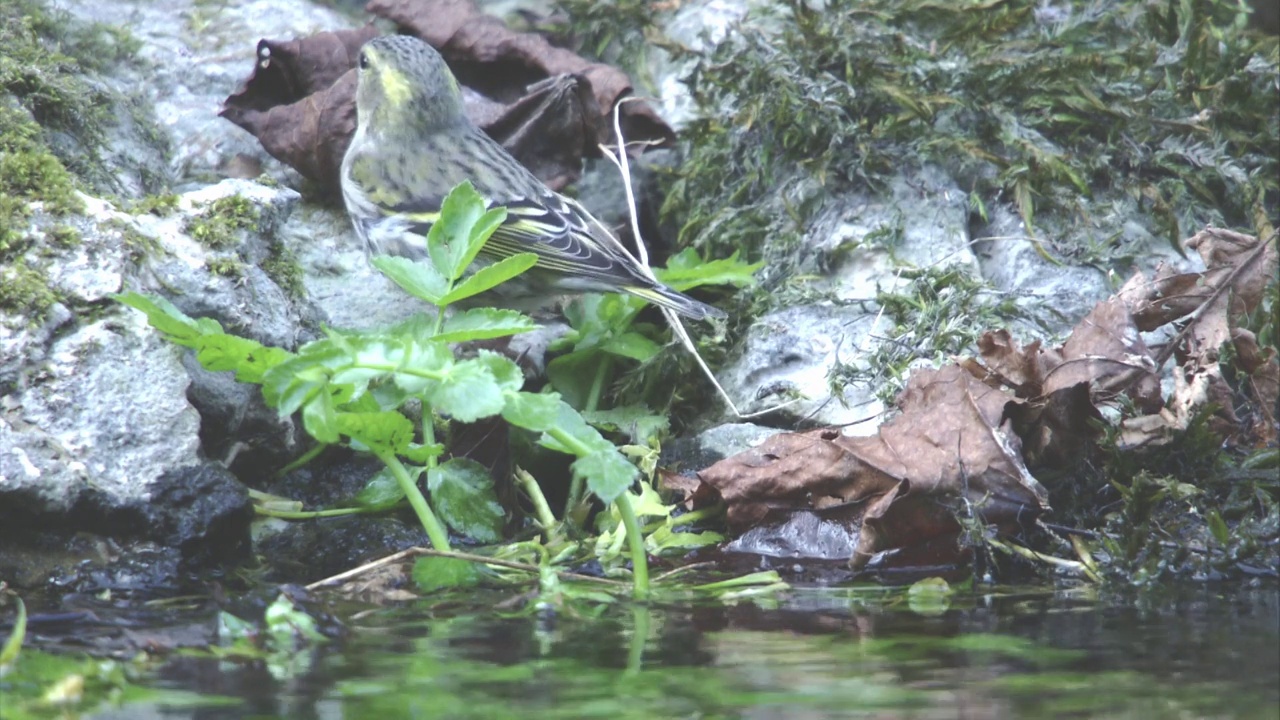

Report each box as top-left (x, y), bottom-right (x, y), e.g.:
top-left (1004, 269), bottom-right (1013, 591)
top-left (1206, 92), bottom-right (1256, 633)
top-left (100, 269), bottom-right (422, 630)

top-left (87, 584), bottom-right (1280, 719)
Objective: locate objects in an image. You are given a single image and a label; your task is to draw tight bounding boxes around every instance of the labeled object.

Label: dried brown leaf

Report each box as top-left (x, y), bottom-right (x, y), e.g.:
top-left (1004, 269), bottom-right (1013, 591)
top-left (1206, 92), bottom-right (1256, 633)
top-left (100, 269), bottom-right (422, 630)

top-left (697, 366), bottom-right (1049, 569)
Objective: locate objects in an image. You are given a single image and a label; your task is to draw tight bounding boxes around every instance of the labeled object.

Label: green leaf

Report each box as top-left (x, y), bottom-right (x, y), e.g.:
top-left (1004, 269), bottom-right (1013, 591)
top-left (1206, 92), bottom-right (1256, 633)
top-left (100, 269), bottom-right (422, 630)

top-left (0, 597), bottom-right (25, 667)
top-left (473, 350), bottom-right (524, 393)
top-left (372, 255), bottom-right (449, 305)
top-left (394, 339), bottom-right (453, 394)
top-left (435, 307), bottom-right (538, 343)
top-left (427, 458), bottom-right (505, 543)
top-left (572, 448), bottom-right (637, 504)
top-left (502, 391), bottom-right (563, 432)
top-left (460, 206), bottom-right (507, 272)
top-left (428, 360), bottom-right (504, 422)
top-left (403, 442), bottom-right (446, 464)
top-left (601, 331), bottom-right (661, 362)
top-left (428, 181), bottom-right (487, 280)
top-left (195, 334), bottom-right (294, 384)
top-left (412, 555), bottom-right (482, 594)
top-left (114, 291), bottom-right (212, 346)
top-left (581, 405), bottom-right (669, 445)
top-left (353, 468), bottom-right (406, 509)
top-left (302, 390), bottom-right (340, 444)
top-left (654, 248), bottom-right (761, 291)
top-left (545, 349), bottom-right (601, 409)
top-left (439, 253), bottom-right (538, 305)
top-left (335, 411), bottom-right (414, 454)
top-left (1207, 509), bottom-right (1230, 545)
top-left (539, 402), bottom-right (614, 456)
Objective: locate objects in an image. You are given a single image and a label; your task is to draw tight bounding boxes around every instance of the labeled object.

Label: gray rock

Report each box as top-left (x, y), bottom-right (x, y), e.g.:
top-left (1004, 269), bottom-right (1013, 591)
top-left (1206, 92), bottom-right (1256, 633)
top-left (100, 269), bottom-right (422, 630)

top-left (0, 311), bottom-right (201, 516)
top-left (59, 0), bottom-right (359, 188)
top-left (661, 421), bottom-right (778, 473)
top-left (712, 303), bottom-right (889, 429)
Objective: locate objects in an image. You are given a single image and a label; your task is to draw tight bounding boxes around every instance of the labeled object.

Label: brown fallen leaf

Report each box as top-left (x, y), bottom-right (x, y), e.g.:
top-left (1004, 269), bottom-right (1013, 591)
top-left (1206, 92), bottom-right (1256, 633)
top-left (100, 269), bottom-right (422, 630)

top-left (1232, 328), bottom-right (1279, 446)
top-left (222, 4), bottom-right (675, 194)
top-left (366, 0), bottom-right (675, 152)
top-left (697, 366), bottom-right (1049, 569)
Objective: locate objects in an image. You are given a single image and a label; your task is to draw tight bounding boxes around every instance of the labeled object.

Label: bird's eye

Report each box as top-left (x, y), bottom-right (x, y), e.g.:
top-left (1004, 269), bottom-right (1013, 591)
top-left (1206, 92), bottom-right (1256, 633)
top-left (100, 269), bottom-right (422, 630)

top-left (358, 52), bottom-right (369, 70)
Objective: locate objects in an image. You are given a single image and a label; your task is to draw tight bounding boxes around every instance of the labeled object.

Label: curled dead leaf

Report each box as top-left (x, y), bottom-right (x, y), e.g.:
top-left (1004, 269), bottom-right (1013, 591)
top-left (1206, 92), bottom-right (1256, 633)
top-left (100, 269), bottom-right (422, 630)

top-left (697, 366), bottom-right (1049, 569)
top-left (221, 3), bottom-right (675, 194)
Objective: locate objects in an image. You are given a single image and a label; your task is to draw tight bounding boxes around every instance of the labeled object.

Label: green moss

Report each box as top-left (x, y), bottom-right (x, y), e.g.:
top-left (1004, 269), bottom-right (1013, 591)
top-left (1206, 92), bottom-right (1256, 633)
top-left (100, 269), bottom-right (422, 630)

top-left (262, 242), bottom-right (306, 299)
top-left (206, 256), bottom-right (245, 278)
top-left (184, 195), bottom-right (260, 249)
top-left (0, 102), bottom-right (83, 263)
top-left (553, 0), bottom-right (661, 76)
top-left (0, 260), bottom-right (61, 321)
top-left (131, 192), bottom-right (181, 216)
top-left (47, 224), bottom-right (80, 249)
top-left (664, 0), bottom-right (1278, 282)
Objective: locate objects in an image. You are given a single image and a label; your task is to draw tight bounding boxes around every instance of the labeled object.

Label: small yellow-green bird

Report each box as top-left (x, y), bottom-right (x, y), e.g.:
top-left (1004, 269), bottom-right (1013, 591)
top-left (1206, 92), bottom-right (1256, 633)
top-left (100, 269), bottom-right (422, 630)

top-left (340, 34), bottom-right (724, 320)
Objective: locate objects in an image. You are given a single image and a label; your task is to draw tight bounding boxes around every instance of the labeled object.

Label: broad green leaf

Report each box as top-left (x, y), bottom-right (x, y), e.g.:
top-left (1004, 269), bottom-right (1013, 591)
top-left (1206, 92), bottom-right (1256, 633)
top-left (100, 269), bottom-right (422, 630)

top-left (435, 307), bottom-right (538, 343)
top-left (538, 400), bottom-right (613, 455)
top-left (655, 248), bottom-right (761, 291)
top-left (412, 555), bottom-right (481, 594)
top-left (427, 458), bottom-right (505, 543)
top-left (581, 405), bottom-right (669, 446)
top-left (472, 350), bottom-right (523, 393)
top-left (302, 390), bottom-right (339, 443)
top-left (646, 525), bottom-right (724, 555)
top-left (195, 334), bottom-right (294, 384)
top-left (335, 411), bottom-right (414, 454)
top-left (428, 360), bottom-right (503, 422)
top-left (545, 349), bottom-right (601, 409)
top-left (332, 337), bottom-right (406, 397)
top-left (403, 442), bottom-right (446, 464)
top-left (394, 339), bottom-right (453, 394)
top-left (601, 331), bottom-right (661, 362)
top-left (459, 206), bottom-right (507, 272)
top-left (572, 448), bottom-right (637, 504)
top-left (428, 181), bottom-right (487, 280)
top-left (372, 255), bottom-right (449, 304)
top-left (353, 468), bottom-right (406, 509)
top-left (263, 359), bottom-right (328, 415)
top-left (439, 253), bottom-right (538, 305)
top-left (114, 291), bottom-right (211, 346)
top-left (502, 391), bottom-right (563, 432)
top-left (260, 340), bottom-right (351, 414)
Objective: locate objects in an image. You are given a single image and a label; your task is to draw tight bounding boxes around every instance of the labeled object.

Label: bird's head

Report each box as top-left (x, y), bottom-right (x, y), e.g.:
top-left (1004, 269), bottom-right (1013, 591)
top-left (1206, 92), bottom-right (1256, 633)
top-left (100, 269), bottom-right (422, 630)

top-left (354, 35), bottom-right (465, 133)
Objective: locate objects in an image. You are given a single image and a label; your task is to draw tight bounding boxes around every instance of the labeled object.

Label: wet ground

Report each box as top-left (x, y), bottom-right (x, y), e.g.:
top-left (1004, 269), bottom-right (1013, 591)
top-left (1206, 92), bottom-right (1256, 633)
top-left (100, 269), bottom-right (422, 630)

top-left (10, 579), bottom-right (1277, 719)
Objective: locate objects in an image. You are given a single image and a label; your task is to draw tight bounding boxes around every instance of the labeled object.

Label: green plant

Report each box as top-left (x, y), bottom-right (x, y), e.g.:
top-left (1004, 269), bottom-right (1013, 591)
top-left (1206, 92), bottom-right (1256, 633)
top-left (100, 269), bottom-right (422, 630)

top-left (547, 248), bottom-right (760, 411)
top-left (118, 182), bottom-right (668, 598)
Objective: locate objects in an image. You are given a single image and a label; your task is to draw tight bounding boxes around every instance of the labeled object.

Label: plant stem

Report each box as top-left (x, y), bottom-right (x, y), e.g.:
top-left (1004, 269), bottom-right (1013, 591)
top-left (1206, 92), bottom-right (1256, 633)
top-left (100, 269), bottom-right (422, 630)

top-left (272, 442), bottom-right (327, 479)
top-left (584, 355), bottom-right (612, 412)
top-left (564, 475), bottom-right (585, 524)
top-left (376, 450), bottom-right (450, 551)
top-left (255, 506), bottom-right (372, 520)
top-left (614, 492), bottom-right (649, 600)
top-left (515, 467), bottom-right (557, 538)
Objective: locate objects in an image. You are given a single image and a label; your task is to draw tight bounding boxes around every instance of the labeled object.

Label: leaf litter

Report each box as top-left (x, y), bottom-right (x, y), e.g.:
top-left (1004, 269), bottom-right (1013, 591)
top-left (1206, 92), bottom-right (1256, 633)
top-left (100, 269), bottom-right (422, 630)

top-left (220, 0), bottom-right (674, 194)
top-left (691, 227), bottom-right (1277, 572)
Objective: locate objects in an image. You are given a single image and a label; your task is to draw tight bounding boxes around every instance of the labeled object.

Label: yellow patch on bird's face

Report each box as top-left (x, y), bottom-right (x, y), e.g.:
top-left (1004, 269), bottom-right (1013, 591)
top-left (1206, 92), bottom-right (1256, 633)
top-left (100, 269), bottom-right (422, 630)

top-left (378, 63), bottom-right (413, 109)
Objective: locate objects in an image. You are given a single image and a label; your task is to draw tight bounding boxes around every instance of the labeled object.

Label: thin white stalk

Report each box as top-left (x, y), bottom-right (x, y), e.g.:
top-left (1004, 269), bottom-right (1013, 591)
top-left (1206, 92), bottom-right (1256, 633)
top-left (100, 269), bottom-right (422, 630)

top-left (599, 97), bottom-right (798, 419)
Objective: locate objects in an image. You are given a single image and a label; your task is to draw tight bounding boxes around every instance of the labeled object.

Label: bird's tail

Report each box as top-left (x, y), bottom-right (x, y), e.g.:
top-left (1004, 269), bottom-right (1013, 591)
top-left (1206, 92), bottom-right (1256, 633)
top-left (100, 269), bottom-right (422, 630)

top-left (625, 283), bottom-right (727, 320)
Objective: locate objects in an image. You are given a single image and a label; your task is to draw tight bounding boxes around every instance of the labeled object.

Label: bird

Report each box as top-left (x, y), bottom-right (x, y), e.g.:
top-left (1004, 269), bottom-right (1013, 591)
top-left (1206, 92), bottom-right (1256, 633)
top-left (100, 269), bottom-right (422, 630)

top-left (339, 34), bottom-right (725, 321)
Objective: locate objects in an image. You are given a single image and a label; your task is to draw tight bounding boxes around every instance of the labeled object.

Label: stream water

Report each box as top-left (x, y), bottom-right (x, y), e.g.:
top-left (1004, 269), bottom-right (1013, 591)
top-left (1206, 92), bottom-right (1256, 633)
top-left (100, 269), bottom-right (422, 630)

top-left (58, 581), bottom-right (1279, 719)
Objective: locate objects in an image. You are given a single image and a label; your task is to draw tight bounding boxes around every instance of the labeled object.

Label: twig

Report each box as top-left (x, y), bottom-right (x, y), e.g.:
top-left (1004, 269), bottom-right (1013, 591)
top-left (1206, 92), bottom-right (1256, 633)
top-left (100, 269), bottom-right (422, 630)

top-left (304, 547), bottom-right (632, 591)
top-left (597, 97), bottom-right (801, 420)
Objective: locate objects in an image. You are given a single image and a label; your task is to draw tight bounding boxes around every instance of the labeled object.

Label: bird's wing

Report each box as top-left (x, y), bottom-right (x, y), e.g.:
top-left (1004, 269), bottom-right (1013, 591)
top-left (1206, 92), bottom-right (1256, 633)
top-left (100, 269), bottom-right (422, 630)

top-left (391, 187), bottom-right (651, 286)
top-left (483, 191), bottom-right (650, 285)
